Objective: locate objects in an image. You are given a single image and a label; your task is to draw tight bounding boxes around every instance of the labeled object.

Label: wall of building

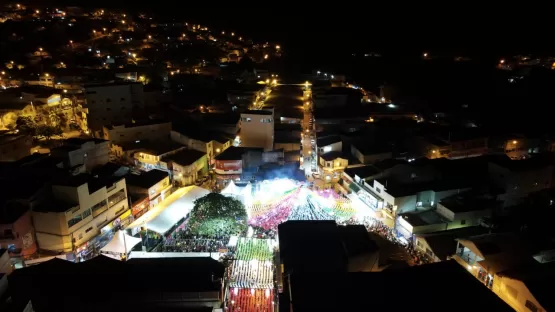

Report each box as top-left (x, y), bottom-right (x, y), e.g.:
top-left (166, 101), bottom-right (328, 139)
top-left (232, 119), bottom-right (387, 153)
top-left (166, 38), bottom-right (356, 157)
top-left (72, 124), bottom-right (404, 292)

top-left (36, 179), bottom-right (128, 252)
top-left (103, 122), bottom-right (171, 145)
top-left (274, 142), bottom-right (300, 152)
top-left (84, 83), bottom-right (143, 130)
top-left (493, 276), bottom-right (545, 312)
top-left (67, 141), bottom-right (110, 171)
top-left (240, 112), bottom-right (274, 151)
top-left (172, 155), bottom-right (208, 186)
top-left (320, 157), bottom-right (348, 172)
top-left (0, 210), bottom-right (37, 257)
top-left (351, 145), bottom-right (392, 164)
top-left (318, 141), bottom-right (342, 154)
top-left (170, 131), bottom-right (208, 153)
top-left (0, 250), bottom-right (11, 274)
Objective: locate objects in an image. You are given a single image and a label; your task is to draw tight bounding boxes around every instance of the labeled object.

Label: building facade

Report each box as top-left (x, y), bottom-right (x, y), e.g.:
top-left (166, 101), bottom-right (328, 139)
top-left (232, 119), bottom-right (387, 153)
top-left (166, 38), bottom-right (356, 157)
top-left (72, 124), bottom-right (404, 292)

top-left (239, 109), bottom-right (274, 151)
top-left (84, 82), bottom-right (144, 131)
top-left (33, 176), bottom-right (129, 254)
top-left (102, 120), bottom-right (171, 146)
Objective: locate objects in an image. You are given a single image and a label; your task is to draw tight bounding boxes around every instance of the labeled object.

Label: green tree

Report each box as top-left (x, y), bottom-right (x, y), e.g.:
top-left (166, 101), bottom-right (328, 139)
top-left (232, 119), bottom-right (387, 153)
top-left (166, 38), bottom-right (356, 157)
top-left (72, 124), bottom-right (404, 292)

top-left (15, 116), bottom-right (37, 135)
top-left (188, 193), bottom-right (247, 236)
top-left (35, 125), bottom-right (62, 141)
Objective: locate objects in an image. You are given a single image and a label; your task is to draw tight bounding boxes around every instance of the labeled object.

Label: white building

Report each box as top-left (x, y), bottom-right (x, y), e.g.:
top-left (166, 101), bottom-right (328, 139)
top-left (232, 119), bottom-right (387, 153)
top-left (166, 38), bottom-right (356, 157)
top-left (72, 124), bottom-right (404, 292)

top-left (33, 174), bottom-right (129, 253)
top-left (51, 138), bottom-right (110, 172)
top-left (84, 82), bottom-right (144, 131)
top-left (239, 109), bottom-right (274, 151)
top-left (102, 120), bottom-right (171, 146)
top-left (170, 129), bottom-right (233, 165)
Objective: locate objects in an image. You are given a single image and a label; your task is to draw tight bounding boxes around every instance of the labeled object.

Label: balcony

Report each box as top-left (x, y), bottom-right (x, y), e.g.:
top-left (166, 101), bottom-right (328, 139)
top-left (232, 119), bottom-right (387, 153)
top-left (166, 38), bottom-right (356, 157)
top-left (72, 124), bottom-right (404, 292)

top-left (108, 189), bottom-right (126, 208)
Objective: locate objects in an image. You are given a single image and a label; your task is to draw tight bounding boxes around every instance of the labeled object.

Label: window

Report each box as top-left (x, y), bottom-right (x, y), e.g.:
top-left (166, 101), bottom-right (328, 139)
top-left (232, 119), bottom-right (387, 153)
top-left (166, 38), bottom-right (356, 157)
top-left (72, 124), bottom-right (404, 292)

top-left (525, 300), bottom-right (539, 312)
top-left (82, 209), bottom-right (92, 219)
top-left (85, 226), bottom-right (94, 233)
top-left (78, 233), bottom-right (83, 240)
top-left (461, 220), bottom-right (466, 225)
top-left (376, 188), bottom-right (381, 193)
top-left (68, 215), bottom-right (83, 228)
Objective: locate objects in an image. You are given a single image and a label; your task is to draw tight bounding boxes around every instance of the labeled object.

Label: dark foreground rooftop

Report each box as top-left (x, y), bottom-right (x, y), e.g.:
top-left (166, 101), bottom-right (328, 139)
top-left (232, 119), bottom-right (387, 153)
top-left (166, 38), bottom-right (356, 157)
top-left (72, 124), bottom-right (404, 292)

top-left (9, 255), bottom-right (225, 312)
top-left (287, 260), bottom-right (511, 312)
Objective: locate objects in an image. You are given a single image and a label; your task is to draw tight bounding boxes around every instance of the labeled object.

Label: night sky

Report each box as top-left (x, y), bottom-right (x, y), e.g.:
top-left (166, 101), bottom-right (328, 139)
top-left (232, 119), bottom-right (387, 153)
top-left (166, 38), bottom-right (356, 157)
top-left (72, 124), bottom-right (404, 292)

top-left (24, 1), bottom-right (552, 59)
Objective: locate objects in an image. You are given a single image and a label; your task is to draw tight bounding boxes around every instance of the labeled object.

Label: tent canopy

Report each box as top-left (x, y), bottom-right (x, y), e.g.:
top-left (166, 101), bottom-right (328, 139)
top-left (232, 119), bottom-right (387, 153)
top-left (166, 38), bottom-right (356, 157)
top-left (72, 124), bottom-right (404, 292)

top-left (100, 230), bottom-right (142, 254)
top-left (221, 181), bottom-right (240, 195)
top-left (144, 186), bottom-right (209, 235)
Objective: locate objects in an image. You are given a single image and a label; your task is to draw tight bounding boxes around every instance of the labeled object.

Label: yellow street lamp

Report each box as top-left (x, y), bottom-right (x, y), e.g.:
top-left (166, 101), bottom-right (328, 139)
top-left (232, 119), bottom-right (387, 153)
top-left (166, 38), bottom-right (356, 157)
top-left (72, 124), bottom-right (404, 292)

top-left (512, 140), bottom-right (518, 144)
top-left (276, 45), bottom-right (281, 50)
top-left (44, 73), bottom-right (49, 77)
top-left (264, 54), bottom-right (269, 60)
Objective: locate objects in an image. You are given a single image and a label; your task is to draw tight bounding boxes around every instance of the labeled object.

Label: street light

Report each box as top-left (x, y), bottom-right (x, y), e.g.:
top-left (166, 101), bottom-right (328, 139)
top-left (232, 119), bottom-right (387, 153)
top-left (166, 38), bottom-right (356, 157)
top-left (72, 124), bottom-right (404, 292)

top-left (264, 54), bottom-right (269, 60)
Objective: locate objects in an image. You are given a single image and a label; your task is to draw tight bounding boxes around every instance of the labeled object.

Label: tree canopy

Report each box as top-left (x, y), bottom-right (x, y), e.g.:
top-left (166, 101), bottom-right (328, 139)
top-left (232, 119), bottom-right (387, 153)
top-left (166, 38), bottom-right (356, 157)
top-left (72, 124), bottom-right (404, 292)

top-left (188, 193), bottom-right (247, 236)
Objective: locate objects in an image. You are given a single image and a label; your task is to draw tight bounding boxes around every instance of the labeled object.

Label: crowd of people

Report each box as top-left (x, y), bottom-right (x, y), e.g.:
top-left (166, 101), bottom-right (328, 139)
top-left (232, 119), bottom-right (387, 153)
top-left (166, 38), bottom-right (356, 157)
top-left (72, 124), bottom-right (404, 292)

top-left (160, 228), bottom-right (231, 253)
top-left (346, 216), bottom-right (432, 265)
top-left (248, 189), bottom-right (299, 231)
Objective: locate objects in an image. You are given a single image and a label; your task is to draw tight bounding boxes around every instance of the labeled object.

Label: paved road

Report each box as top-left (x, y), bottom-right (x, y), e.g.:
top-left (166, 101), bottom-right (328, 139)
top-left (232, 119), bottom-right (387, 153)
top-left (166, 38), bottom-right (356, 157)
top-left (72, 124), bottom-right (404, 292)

top-left (264, 84), bottom-right (315, 176)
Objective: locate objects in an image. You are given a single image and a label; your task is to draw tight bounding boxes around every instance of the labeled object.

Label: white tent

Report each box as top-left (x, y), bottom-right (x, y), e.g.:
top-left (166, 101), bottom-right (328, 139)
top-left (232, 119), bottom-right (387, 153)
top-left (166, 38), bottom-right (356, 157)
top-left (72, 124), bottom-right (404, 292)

top-left (144, 186), bottom-right (209, 235)
top-left (100, 230), bottom-right (143, 254)
top-left (221, 181), bottom-right (240, 196)
top-left (241, 182), bottom-right (252, 197)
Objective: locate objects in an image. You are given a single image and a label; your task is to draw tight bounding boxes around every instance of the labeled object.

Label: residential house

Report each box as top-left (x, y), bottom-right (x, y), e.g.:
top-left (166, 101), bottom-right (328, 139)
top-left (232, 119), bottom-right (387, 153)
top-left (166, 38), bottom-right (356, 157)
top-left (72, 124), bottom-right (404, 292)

top-left (125, 170), bottom-right (171, 209)
top-left (162, 149), bottom-right (208, 186)
top-left (170, 127), bottom-right (233, 165)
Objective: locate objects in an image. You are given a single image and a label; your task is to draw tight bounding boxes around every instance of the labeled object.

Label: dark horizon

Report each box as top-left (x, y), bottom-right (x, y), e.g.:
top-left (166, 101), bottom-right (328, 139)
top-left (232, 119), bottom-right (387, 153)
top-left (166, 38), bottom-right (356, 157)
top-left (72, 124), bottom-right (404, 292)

top-left (18, 1), bottom-right (555, 59)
